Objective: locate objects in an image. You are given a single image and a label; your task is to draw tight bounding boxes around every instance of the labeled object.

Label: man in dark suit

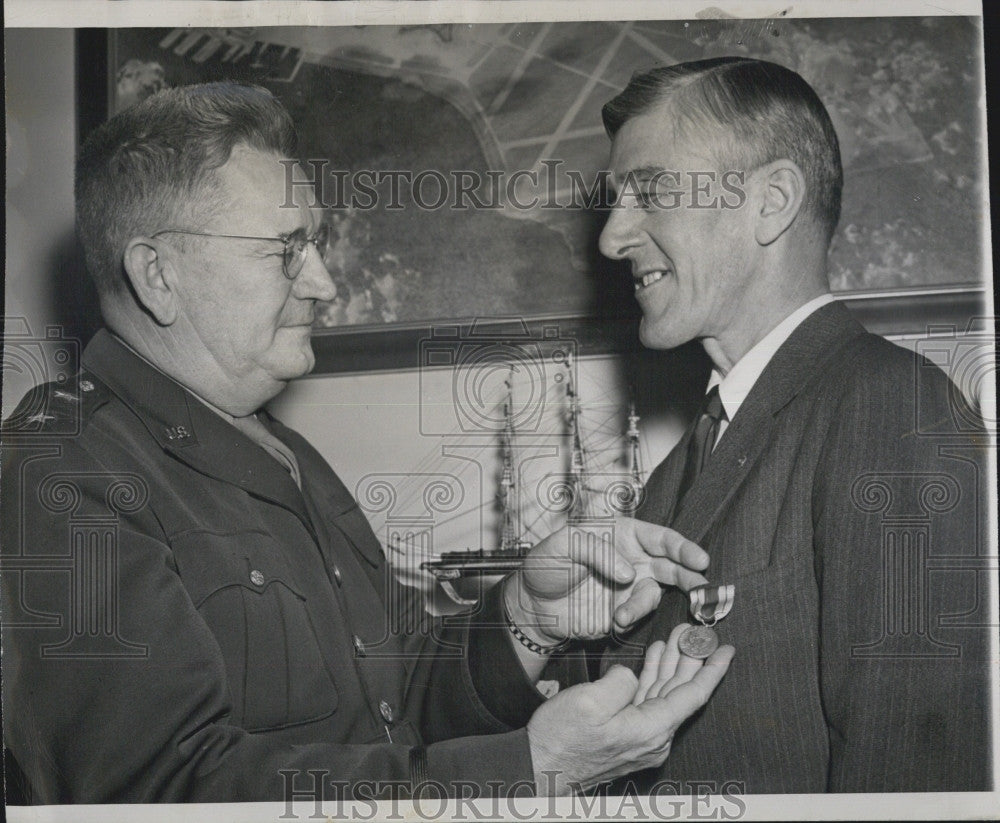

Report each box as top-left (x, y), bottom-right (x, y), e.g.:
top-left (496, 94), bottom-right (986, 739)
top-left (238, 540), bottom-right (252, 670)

top-left (597, 57), bottom-right (992, 793)
top-left (1, 82), bottom-right (734, 803)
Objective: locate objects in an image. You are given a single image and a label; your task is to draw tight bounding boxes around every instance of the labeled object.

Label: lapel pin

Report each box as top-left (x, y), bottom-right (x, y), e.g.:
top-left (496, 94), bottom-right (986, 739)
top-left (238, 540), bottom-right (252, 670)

top-left (738, 455), bottom-right (747, 467)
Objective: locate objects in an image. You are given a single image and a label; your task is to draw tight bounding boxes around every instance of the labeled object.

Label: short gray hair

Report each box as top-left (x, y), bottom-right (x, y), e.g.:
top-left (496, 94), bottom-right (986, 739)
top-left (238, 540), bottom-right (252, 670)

top-left (75, 82), bottom-right (298, 295)
top-left (603, 57), bottom-right (843, 242)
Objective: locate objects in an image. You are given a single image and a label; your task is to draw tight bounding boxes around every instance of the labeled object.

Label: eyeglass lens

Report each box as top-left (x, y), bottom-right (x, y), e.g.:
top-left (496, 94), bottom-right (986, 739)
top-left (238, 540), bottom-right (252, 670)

top-left (284, 223), bottom-right (332, 279)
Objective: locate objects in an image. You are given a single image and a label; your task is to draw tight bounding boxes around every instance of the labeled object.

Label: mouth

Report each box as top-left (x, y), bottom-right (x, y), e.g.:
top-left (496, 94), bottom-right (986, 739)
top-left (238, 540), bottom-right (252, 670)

top-left (633, 268), bottom-right (674, 293)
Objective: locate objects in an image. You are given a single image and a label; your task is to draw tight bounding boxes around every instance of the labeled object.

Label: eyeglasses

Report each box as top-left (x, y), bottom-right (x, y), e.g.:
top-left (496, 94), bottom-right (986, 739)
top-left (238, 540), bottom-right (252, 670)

top-left (151, 223), bottom-right (333, 280)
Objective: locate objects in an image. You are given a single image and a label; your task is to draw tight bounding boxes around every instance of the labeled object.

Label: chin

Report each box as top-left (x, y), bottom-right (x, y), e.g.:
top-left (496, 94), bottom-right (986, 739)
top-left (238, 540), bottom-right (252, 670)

top-left (267, 343), bottom-right (316, 381)
top-left (638, 319), bottom-right (682, 351)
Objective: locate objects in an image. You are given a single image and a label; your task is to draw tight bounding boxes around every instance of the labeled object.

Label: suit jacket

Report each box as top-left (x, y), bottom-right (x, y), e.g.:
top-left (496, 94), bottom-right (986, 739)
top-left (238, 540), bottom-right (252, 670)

top-left (603, 302), bottom-right (992, 793)
top-left (1, 330), bottom-right (543, 803)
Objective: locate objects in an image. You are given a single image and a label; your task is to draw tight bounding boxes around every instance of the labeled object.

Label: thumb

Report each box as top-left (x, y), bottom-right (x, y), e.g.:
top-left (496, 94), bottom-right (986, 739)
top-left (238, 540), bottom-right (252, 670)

top-left (584, 664), bottom-right (639, 718)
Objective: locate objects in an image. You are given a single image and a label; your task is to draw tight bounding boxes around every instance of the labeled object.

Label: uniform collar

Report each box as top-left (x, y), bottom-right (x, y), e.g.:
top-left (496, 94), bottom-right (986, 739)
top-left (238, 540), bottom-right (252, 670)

top-left (82, 330), bottom-right (209, 450)
top-left (81, 329), bottom-right (315, 533)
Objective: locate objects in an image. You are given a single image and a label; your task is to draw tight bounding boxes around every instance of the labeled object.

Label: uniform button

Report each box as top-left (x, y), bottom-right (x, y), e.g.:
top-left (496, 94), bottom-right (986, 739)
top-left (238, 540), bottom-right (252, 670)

top-left (333, 565), bottom-right (342, 586)
top-left (379, 700), bottom-right (394, 723)
top-left (79, 380), bottom-right (95, 392)
top-left (353, 635), bottom-right (367, 657)
top-left (249, 569), bottom-right (265, 587)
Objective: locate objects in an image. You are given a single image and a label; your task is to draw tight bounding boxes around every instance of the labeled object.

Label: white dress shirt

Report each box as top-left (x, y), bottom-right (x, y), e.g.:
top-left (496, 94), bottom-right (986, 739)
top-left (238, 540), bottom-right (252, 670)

top-left (707, 293), bottom-right (836, 448)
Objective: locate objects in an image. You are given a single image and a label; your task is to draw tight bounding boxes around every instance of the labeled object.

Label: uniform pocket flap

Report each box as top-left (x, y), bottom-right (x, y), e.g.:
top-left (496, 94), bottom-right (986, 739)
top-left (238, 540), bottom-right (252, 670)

top-left (172, 529), bottom-right (309, 607)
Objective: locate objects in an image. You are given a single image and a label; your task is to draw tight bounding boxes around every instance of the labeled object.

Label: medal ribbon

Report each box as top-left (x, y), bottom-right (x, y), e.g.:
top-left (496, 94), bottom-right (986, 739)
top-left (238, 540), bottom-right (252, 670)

top-left (689, 584), bottom-right (735, 626)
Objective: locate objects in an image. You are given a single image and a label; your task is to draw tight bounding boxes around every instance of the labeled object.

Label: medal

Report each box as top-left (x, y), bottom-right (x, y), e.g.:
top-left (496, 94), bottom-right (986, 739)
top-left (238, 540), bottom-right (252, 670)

top-left (678, 624), bottom-right (719, 658)
top-left (678, 583), bottom-right (734, 659)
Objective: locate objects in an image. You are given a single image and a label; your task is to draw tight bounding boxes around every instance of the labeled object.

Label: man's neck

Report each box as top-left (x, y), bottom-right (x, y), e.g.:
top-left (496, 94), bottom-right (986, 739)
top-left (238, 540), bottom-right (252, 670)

top-left (699, 293), bottom-right (836, 429)
top-left (106, 316), bottom-right (280, 417)
top-left (705, 280), bottom-right (830, 377)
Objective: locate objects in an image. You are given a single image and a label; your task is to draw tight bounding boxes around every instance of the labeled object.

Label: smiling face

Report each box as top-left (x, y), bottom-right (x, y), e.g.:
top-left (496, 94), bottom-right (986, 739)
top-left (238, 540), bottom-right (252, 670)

top-left (598, 103), bottom-right (762, 356)
top-left (166, 146), bottom-right (336, 402)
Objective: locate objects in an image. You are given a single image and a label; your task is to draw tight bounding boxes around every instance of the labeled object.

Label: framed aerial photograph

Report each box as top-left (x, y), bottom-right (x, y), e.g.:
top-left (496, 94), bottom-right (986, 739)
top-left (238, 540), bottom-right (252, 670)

top-left (90, 17), bottom-right (987, 372)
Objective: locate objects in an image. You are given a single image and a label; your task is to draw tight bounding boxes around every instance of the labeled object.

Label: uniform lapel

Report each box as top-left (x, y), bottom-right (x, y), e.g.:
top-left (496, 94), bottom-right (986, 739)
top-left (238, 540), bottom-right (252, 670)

top-left (82, 331), bottom-right (316, 537)
top-left (265, 413), bottom-right (384, 569)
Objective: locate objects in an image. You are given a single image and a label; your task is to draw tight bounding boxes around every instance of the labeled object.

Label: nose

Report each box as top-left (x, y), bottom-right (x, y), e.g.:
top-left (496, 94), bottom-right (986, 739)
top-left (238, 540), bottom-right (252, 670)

top-left (598, 202), bottom-right (641, 261)
top-left (293, 243), bottom-right (337, 302)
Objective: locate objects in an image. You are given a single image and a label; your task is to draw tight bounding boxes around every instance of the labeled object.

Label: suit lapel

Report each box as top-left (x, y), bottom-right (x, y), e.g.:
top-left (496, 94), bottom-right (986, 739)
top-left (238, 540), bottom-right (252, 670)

top-left (669, 395), bottom-right (777, 543)
top-left (82, 331), bottom-right (317, 538)
top-left (672, 301), bottom-right (866, 541)
top-left (617, 302), bottom-right (868, 659)
top-left (636, 428), bottom-right (691, 527)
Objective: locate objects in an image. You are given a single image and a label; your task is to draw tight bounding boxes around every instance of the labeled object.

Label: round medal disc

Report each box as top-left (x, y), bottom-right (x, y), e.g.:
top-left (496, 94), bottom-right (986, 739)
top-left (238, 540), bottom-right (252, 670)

top-left (678, 624), bottom-right (719, 659)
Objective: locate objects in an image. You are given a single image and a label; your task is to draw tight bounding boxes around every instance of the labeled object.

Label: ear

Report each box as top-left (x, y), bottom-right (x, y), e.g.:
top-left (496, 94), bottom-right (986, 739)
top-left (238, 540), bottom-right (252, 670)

top-left (753, 160), bottom-right (806, 246)
top-left (123, 237), bottom-right (178, 325)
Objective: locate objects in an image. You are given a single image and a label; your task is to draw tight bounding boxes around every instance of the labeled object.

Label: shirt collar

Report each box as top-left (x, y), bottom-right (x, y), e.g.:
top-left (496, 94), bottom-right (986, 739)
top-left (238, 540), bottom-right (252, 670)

top-left (708, 293), bottom-right (837, 421)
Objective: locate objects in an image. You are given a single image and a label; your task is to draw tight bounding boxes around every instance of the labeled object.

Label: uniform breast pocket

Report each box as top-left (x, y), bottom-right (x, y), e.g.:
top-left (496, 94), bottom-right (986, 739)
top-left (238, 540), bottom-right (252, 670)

top-left (172, 530), bottom-right (339, 731)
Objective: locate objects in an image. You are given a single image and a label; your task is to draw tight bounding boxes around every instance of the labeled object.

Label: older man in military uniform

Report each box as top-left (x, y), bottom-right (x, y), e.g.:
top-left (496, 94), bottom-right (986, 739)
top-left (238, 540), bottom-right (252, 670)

top-left (1, 83), bottom-right (733, 804)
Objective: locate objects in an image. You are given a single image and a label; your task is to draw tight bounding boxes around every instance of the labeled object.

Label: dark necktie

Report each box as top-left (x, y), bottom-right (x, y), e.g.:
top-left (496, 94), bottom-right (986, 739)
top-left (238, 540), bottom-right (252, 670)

top-left (675, 385), bottom-right (726, 512)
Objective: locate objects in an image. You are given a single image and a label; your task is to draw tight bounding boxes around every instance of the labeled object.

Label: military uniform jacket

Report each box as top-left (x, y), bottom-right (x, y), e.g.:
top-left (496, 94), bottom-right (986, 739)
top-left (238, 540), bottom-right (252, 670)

top-left (2, 330), bottom-right (544, 803)
top-left (603, 302), bottom-right (993, 793)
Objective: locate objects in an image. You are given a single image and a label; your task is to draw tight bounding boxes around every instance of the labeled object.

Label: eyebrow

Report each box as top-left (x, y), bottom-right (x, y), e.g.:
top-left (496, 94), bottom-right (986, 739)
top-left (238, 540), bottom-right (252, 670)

top-left (620, 165), bottom-right (671, 181)
top-left (276, 211), bottom-right (319, 240)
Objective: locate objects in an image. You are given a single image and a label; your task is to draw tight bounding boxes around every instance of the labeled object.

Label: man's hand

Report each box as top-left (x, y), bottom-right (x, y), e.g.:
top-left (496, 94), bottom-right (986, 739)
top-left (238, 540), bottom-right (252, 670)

top-left (527, 624), bottom-right (734, 795)
top-left (505, 517), bottom-right (709, 651)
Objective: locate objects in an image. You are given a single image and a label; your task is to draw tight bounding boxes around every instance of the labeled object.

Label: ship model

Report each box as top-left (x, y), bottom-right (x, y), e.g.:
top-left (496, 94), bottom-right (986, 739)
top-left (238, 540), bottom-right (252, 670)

top-left (421, 362), bottom-right (645, 597)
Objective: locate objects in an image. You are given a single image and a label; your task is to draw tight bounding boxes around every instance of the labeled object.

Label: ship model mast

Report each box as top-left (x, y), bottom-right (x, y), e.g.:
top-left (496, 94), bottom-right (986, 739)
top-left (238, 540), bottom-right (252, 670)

top-left (421, 362), bottom-right (646, 599)
top-left (624, 398), bottom-right (643, 516)
top-left (497, 371), bottom-right (522, 555)
top-left (421, 368), bottom-right (531, 588)
top-left (565, 364), bottom-right (590, 523)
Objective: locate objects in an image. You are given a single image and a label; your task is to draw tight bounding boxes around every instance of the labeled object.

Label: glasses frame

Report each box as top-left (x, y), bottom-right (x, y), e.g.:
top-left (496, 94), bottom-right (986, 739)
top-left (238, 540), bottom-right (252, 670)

top-left (150, 224), bottom-right (332, 280)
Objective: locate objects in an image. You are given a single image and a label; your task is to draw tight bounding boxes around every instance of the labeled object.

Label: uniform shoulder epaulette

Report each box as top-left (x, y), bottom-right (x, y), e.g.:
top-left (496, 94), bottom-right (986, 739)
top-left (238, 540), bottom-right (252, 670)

top-left (1, 371), bottom-right (110, 438)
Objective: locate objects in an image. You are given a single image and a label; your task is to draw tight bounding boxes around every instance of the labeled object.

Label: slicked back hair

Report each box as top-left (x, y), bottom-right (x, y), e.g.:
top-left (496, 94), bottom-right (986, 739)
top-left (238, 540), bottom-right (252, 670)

top-left (75, 82), bottom-right (298, 296)
top-left (603, 57), bottom-right (843, 243)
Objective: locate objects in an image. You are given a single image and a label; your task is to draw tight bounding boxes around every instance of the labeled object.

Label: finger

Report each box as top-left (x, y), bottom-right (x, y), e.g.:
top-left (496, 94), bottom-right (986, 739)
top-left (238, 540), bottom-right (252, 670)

top-left (570, 532), bottom-right (635, 585)
top-left (586, 664), bottom-right (639, 718)
top-left (653, 644), bottom-right (735, 708)
top-left (653, 651), bottom-right (705, 699)
top-left (646, 557), bottom-right (709, 592)
top-left (634, 640), bottom-right (667, 705)
top-left (638, 623), bottom-right (686, 701)
top-left (636, 644), bottom-right (734, 729)
top-left (626, 519), bottom-right (710, 572)
top-left (614, 577), bottom-right (663, 629)
top-left (657, 623), bottom-right (688, 679)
